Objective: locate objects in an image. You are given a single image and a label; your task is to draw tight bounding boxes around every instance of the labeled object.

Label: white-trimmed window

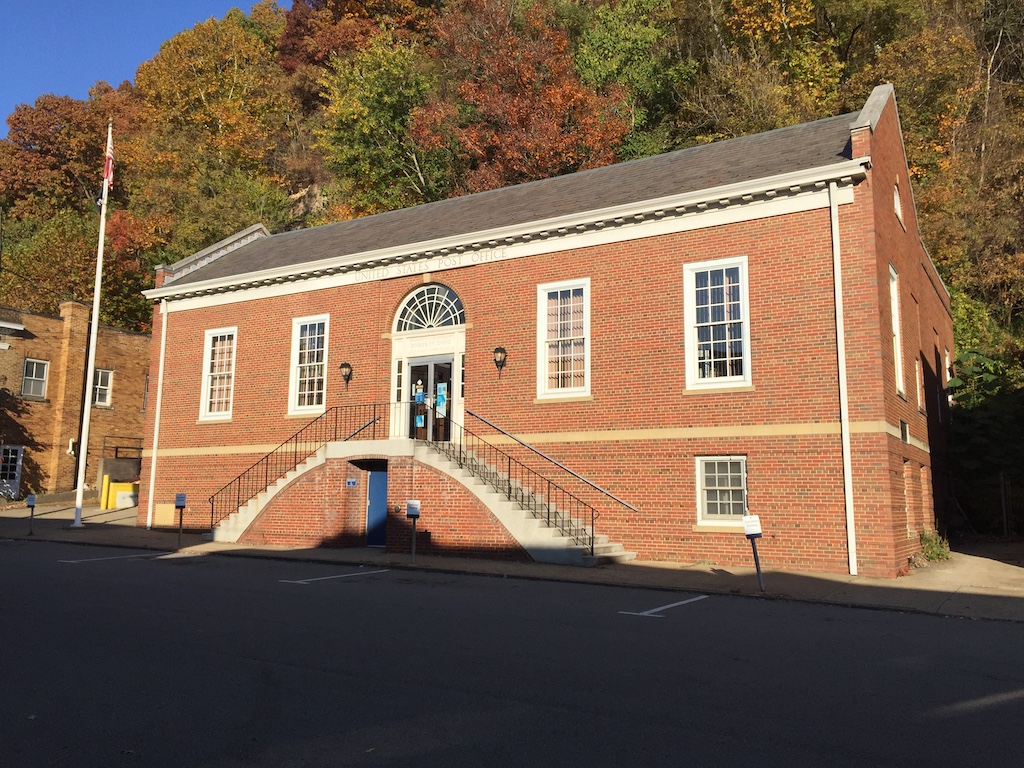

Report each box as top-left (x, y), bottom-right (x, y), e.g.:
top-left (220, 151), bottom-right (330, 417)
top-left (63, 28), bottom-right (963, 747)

top-left (537, 279), bottom-right (590, 398)
top-left (684, 256), bottom-right (751, 389)
top-left (200, 327), bottom-right (236, 420)
top-left (890, 265), bottom-right (904, 394)
top-left (289, 315), bottom-right (328, 414)
top-left (21, 358), bottom-right (48, 398)
top-left (696, 455), bottom-right (747, 524)
top-left (92, 368), bottom-right (113, 406)
top-left (894, 182), bottom-right (905, 227)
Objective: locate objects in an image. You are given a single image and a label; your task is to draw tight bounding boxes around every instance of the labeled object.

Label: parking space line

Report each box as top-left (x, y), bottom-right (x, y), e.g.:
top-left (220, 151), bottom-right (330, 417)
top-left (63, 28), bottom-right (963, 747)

top-left (59, 552), bottom-right (169, 564)
top-left (280, 568), bottom-right (390, 585)
top-left (619, 594), bottom-right (708, 617)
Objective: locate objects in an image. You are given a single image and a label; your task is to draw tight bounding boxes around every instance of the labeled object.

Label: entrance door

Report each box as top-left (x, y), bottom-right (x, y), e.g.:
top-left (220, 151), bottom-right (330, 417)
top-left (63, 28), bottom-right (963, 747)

top-left (366, 470), bottom-right (387, 547)
top-left (409, 356), bottom-right (453, 442)
top-left (0, 445), bottom-right (24, 499)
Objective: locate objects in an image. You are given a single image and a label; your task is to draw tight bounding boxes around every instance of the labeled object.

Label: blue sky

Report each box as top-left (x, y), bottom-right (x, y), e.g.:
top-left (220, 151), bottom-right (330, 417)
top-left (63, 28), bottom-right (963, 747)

top-left (1, 1), bottom-right (292, 135)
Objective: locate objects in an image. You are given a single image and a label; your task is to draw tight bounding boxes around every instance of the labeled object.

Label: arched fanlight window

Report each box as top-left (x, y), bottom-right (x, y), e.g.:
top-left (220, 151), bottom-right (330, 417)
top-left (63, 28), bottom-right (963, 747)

top-left (396, 284), bottom-right (466, 331)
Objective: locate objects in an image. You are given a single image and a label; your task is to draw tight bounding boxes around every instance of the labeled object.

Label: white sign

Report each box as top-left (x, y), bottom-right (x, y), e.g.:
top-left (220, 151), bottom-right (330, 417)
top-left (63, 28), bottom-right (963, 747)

top-left (406, 499), bottom-right (421, 518)
top-left (742, 515), bottom-right (762, 537)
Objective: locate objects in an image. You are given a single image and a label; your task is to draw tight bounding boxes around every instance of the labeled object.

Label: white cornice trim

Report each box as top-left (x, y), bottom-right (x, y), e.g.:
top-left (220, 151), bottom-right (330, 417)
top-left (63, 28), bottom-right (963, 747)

top-left (146, 158), bottom-right (869, 303)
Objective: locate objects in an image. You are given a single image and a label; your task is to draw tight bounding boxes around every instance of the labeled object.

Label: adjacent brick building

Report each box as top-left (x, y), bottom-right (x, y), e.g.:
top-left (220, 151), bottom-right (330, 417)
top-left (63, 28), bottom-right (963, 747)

top-left (139, 85), bottom-right (953, 577)
top-left (0, 301), bottom-right (150, 498)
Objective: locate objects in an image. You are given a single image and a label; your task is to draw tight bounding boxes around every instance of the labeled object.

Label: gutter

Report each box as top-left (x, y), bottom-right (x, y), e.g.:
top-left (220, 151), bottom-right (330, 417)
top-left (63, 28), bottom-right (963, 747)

top-left (829, 181), bottom-right (858, 575)
top-left (145, 299), bottom-right (169, 530)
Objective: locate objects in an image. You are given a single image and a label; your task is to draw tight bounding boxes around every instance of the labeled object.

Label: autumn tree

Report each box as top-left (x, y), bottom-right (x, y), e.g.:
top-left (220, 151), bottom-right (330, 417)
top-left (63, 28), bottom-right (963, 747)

top-left (0, 93), bottom-right (123, 220)
top-left (131, 9), bottom-right (293, 258)
top-left (411, 0), bottom-right (628, 194)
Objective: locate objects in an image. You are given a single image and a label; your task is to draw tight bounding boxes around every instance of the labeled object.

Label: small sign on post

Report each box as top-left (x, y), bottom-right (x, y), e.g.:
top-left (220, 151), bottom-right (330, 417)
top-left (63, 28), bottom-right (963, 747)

top-left (175, 493), bottom-right (187, 549)
top-left (26, 494), bottom-right (36, 536)
top-left (406, 500), bottom-right (421, 563)
top-left (743, 514), bottom-right (765, 593)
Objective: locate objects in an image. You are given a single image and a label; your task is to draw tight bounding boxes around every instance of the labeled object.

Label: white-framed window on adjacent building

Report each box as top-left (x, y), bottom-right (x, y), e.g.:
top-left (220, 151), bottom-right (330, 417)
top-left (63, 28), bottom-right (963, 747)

top-left (889, 265), bottom-right (904, 394)
top-left (92, 368), bottom-right (113, 406)
top-left (684, 256), bottom-right (751, 389)
top-left (537, 278), bottom-right (590, 398)
top-left (200, 327), bottom-right (236, 420)
top-left (289, 315), bottom-right (328, 415)
top-left (696, 455), bottom-right (748, 525)
top-left (21, 358), bottom-right (48, 399)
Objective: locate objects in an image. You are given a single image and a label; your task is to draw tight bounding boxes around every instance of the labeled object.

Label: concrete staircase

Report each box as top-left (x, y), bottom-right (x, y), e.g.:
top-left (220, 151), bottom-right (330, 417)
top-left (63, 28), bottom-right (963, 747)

top-left (210, 437), bottom-right (636, 566)
top-left (212, 447), bottom-right (328, 543)
top-left (414, 443), bottom-right (636, 566)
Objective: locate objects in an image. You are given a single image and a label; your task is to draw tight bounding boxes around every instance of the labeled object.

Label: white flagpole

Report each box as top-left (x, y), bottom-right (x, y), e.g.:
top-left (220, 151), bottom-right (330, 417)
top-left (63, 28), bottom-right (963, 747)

top-left (72, 120), bottom-right (113, 528)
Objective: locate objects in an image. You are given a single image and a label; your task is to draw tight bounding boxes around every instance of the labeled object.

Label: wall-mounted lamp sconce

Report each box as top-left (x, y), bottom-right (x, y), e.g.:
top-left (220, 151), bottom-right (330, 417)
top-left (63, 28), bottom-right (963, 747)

top-left (493, 347), bottom-right (507, 378)
top-left (339, 361), bottom-right (353, 388)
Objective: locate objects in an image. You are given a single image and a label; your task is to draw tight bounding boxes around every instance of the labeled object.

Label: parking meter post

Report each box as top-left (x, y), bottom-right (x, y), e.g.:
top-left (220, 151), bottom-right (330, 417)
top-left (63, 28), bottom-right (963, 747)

top-left (406, 500), bottom-right (421, 564)
top-left (743, 514), bottom-right (765, 593)
top-left (27, 494), bottom-right (36, 536)
top-left (750, 538), bottom-right (765, 593)
top-left (174, 493), bottom-right (187, 549)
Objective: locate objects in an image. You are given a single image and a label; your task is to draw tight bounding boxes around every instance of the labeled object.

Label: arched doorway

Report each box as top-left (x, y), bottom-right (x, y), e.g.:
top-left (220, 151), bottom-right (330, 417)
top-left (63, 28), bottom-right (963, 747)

top-left (390, 284), bottom-right (466, 440)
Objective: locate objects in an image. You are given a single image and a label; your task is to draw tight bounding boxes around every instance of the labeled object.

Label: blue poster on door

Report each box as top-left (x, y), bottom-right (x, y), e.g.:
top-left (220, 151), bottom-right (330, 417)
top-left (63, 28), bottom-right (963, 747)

top-left (415, 414), bottom-right (424, 428)
top-left (436, 383), bottom-right (448, 417)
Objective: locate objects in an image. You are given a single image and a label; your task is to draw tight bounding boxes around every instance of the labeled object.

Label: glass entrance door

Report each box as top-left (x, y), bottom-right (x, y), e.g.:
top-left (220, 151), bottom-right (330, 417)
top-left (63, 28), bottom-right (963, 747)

top-left (0, 445), bottom-right (24, 499)
top-left (409, 356), bottom-right (453, 441)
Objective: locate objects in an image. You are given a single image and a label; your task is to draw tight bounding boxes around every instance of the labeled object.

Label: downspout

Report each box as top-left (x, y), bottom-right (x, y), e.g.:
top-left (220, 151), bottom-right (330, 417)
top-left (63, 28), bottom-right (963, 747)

top-left (830, 181), bottom-right (858, 575)
top-left (145, 299), bottom-right (169, 529)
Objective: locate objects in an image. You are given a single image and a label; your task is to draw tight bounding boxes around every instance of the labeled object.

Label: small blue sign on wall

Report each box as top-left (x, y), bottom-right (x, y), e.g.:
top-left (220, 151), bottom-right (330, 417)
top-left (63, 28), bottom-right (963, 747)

top-left (175, 493), bottom-right (187, 508)
top-left (346, 479), bottom-right (357, 487)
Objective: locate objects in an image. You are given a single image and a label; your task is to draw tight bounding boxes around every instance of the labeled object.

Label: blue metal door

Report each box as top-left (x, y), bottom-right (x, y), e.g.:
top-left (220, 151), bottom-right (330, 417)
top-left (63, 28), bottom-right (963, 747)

top-left (366, 471), bottom-right (387, 547)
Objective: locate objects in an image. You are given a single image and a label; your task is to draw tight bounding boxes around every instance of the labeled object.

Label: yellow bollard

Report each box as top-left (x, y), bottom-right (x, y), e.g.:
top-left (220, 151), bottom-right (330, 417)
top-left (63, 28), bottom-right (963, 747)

top-left (100, 474), bottom-right (110, 510)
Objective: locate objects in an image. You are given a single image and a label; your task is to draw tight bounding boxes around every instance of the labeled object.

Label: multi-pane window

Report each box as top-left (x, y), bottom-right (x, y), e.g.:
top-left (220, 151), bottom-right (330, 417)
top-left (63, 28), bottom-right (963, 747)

top-left (92, 368), bottom-right (113, 406)
top-left (697, 456), bottom-right (747, 522)
top-left (537, 279), bottom-right (590, 397)
top-left (21, 359), bottom-right (48, 398)
top-left (201, 328), bottom-right (236, 419)
top-left (685, 257), bottom-right (750, 389)
top-left (890, 265), bottom-right (904, 394)
top-left (289, 316), bottom-right (328, 414)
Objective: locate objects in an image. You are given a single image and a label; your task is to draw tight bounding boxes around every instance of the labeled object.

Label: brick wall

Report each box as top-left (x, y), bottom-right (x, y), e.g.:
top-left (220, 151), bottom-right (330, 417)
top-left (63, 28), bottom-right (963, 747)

top-left (0, 302), bottom-right (150, 495)
top-left (140, 90), bottom-right (952, 577)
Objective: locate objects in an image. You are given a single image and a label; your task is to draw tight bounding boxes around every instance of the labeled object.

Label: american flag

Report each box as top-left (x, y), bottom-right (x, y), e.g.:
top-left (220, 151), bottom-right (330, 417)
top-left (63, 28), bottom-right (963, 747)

top-left (102, 123), bottom-right (114, 189)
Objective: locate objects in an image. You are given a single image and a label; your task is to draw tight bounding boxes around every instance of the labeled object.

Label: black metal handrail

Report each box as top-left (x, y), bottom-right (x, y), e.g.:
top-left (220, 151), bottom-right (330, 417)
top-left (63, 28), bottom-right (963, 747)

top-left (425, 413), bottom-right (598, 555)
top-left (208, 403), bottom-right (389, 528)
top-left (466, 409), bottom-right (639, 513)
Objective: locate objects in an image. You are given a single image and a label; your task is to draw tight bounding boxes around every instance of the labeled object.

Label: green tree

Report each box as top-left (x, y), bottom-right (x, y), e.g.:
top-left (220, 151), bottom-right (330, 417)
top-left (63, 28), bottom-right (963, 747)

top-left (317, 31), bottom-right (448, 217)
top-left (574, 0), bottom-right (692, 158)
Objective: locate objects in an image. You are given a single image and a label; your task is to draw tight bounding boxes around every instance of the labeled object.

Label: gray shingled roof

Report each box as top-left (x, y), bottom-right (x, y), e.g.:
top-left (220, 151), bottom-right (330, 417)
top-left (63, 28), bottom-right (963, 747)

top-left (167, 112), bottom-right (855, 288)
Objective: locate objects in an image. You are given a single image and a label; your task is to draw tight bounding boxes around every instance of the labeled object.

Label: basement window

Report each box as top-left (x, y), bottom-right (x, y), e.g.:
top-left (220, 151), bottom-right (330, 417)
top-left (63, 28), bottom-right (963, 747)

top-left (696, 456), bottom-right (747, 525)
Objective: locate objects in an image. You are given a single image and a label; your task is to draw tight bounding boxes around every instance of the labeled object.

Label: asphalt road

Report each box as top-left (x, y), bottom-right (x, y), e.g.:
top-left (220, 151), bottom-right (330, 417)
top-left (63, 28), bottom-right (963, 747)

top-left (2, 539), bottom-right (1021, 767)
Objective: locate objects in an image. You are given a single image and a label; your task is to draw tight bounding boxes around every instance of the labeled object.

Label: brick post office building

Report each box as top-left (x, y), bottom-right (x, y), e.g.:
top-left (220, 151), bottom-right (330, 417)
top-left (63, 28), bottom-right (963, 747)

top-left (139, 85), bottom-right (953, 577)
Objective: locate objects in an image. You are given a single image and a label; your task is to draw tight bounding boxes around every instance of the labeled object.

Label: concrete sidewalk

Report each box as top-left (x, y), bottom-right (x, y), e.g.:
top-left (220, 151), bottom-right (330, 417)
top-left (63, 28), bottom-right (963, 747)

top-left (3, 501), bottom-right (1023, 622)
